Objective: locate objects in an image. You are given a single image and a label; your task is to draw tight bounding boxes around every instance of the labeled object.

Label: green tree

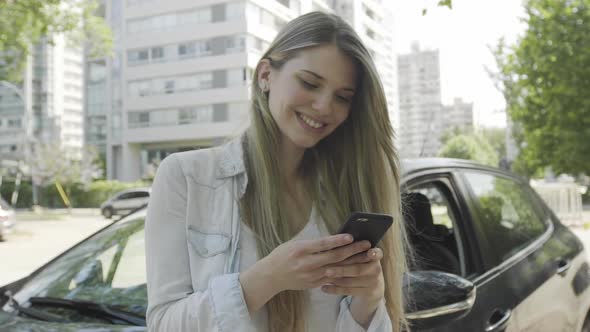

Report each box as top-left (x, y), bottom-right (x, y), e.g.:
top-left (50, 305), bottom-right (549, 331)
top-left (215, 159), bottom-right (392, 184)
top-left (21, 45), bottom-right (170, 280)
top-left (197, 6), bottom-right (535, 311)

top-left (480, 127), bottom-right (507, 162)
top-left (0, 0), bottom-right (112, 82)
top-left (492, 0), bottom-right (590, 176)
top-left (438, 133), bottom-right (499, 166)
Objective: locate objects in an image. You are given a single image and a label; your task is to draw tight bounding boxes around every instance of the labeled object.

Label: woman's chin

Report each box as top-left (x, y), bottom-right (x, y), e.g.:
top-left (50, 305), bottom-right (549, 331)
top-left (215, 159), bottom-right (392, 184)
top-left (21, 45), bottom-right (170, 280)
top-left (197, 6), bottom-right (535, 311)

top-left (291, 135), bottom-right (321, 150)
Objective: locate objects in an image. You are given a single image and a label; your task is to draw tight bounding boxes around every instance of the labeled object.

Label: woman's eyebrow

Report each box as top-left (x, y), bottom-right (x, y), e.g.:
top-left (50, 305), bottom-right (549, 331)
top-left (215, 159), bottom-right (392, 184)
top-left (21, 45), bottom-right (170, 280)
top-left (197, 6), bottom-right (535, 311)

top-left (300, 69), bottom-right (355, 92)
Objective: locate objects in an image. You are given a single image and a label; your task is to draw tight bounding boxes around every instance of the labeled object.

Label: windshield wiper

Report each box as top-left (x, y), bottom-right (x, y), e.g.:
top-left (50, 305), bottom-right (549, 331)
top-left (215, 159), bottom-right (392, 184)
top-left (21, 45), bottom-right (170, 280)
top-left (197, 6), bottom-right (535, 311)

top-left (29, 296), bottom-right (146, 326)
top-left (4, 291), bottom-right (67, 323)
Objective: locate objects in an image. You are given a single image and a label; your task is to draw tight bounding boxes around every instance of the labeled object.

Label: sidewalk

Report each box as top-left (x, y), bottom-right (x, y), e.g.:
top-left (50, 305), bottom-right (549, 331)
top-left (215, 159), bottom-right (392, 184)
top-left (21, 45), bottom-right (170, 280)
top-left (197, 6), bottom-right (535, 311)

top-left (15, 208), bottom-right (101, 221)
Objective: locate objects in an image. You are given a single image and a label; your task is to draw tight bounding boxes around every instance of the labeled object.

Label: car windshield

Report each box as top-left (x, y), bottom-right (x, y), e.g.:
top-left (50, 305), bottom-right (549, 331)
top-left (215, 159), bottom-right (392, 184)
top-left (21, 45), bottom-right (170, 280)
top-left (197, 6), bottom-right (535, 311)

top-left (5, 215), bottom-right (147, 319)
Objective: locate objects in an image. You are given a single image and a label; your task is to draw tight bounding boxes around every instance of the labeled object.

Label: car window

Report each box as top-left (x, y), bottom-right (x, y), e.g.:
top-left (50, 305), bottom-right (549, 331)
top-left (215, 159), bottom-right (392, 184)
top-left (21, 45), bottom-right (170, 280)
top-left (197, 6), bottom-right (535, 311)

top-left (117, 192), bottom-right (134, 200)
top-left (134, 191), bottom-right (149, 198)
top-left (9, 217), bottom-right (147, 318)
top-left (463, 172), bottom-right (548, 263)
top-left (403, 181), bottom-right (465, 276)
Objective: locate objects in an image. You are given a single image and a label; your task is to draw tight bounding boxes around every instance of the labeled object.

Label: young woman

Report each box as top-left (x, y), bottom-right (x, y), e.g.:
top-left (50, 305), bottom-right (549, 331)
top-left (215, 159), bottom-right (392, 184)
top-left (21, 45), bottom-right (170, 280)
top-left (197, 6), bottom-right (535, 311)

top-left (145, 11), bottom-right (409, 332)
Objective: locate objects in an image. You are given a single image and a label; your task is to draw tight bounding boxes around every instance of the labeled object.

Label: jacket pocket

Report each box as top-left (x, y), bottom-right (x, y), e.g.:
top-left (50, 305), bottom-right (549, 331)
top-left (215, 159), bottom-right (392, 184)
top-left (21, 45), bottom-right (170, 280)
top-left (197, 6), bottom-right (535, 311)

top-left (187, 227), bottom-right (231, 258)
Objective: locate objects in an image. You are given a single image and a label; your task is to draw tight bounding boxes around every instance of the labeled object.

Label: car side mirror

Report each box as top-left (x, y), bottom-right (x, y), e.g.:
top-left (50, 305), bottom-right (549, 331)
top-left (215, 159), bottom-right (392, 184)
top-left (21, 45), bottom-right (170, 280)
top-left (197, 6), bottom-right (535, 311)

top-left (404, 270), bottom-right (476, 329)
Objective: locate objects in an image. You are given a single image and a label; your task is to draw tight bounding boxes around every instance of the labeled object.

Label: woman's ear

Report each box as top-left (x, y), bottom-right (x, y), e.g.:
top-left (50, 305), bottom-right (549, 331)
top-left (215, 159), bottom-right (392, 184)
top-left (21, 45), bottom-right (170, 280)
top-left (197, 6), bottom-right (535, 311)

top-left (257, 59), bottom-right (272, 92)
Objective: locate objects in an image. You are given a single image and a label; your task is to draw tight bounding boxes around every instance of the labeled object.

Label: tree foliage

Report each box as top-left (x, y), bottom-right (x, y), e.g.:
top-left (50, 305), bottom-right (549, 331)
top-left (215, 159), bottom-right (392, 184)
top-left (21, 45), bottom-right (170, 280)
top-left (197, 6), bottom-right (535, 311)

top-left (0, 0), bottom-right (112, 82)
top-left (423, 0), bottom-right (453, 15)
top-left (492, 0), bottom-right (590, 176)
top-left (26, 143), bottom-right (103, 188)
top-left (438, 133), bottom-right (499, 166)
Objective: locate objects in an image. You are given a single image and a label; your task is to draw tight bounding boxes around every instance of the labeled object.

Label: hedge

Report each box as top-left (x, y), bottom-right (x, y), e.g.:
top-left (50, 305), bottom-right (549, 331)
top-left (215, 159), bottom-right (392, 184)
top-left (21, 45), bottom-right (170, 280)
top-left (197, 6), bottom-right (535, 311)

top-left (0, 180), bottom-right (150, 209)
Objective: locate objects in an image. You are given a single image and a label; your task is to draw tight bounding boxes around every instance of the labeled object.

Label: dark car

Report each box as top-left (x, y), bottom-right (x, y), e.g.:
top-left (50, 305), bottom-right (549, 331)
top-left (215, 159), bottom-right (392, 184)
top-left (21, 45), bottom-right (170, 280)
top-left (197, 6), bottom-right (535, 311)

top-left (1, 158), bottom-right (589, 331)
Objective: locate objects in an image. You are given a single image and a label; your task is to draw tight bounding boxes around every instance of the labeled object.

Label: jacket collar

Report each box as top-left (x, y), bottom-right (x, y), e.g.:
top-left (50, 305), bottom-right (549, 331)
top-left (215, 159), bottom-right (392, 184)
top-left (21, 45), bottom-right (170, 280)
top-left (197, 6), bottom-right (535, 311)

top-left (215, 133), bottom-right (326, 203)
top-left (215, 134), bottom-right (248, 197)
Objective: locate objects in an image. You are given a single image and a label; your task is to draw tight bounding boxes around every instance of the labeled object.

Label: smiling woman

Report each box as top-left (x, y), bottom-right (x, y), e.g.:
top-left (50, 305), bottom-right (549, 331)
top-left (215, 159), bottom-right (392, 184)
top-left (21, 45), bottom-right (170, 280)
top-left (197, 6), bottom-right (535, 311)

top-left (145, 11), bottom-right (409, 332)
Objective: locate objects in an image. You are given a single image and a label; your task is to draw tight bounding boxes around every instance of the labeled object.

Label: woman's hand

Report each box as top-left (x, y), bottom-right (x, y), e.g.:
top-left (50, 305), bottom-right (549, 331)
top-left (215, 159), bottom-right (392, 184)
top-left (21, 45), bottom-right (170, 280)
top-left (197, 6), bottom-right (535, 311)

top-left (265, 235), bottom-right (373, 292)
top-left (239, 234), bottom-right (372, 314)
top-left (320, 247), bottom-right (385, 328)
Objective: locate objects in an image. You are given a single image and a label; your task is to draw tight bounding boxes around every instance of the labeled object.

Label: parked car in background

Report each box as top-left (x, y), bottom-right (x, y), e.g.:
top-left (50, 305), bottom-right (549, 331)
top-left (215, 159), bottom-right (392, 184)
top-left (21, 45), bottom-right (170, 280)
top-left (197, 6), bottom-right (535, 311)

top-left (99, 188), bottom-right (150, 219)
top-left (0, 197), bottom-right (16, 241)
top-left (1, 158), bottom-right (590, 331)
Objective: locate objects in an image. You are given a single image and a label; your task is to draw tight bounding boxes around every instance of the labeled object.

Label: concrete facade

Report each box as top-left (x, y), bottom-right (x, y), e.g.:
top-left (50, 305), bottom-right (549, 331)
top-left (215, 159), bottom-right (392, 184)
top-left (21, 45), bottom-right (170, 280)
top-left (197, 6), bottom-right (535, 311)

top-left (0, 36), bottom-right (85, 162)
top-left (397, 43), bottom-right (442, 158)
top-left (442, 97), bottom-right (474, 133)
top-left (88, 0), bottom-right (397, 181)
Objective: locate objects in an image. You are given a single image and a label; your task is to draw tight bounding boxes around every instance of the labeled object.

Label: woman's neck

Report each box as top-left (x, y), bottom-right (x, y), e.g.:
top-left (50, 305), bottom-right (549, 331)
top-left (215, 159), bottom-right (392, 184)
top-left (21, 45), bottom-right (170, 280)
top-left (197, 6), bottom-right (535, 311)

top-left (278, 136), bottom-right (306, 187)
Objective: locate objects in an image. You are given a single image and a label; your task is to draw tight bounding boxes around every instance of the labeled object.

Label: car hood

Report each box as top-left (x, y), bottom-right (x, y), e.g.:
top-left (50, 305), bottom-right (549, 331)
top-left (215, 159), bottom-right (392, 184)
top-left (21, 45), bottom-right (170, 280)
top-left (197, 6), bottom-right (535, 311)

top-left (0, 310), bottom-right (146, 331)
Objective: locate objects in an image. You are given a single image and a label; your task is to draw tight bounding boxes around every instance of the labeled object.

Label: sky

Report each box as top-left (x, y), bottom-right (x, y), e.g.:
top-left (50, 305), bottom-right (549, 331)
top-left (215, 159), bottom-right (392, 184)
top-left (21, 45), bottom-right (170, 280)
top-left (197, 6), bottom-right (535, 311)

top-left (391, 0), bottom-right (527, 128)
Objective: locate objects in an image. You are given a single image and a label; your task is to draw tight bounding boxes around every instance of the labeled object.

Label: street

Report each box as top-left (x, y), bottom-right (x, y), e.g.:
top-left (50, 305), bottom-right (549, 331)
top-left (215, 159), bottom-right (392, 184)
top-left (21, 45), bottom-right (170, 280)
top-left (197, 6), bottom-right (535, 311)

top-left (0, 212), bottom-right (109, 285)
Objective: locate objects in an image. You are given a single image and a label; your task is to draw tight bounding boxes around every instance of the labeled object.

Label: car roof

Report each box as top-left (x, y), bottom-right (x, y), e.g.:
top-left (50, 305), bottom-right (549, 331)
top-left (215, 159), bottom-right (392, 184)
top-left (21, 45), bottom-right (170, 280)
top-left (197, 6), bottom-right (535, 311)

top-left (118, 187), bottom-right (151, 194)
top-left (401, 157), bottom-right (518, 179)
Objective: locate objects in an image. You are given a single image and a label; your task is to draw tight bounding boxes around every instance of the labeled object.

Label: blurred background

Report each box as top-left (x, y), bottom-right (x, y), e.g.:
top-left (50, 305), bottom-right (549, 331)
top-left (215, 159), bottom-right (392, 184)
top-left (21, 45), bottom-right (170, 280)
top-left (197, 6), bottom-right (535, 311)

top-left (0, 0), bottom-right (588, 284)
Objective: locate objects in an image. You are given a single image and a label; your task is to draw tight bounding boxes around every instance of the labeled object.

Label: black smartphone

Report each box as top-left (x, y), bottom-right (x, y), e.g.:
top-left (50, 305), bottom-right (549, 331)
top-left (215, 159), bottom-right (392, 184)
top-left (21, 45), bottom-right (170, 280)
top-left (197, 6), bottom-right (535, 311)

top-left (337, 212), bottom-right (393, 248)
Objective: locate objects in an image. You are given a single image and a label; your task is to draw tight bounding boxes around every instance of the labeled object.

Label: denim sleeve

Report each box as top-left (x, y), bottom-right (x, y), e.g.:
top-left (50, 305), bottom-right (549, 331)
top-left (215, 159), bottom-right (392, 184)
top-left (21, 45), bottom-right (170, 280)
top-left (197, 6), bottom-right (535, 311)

top-left (336, 296), bottom-right (392, 332)
top-left (145, 154), bottom-right (253, 332)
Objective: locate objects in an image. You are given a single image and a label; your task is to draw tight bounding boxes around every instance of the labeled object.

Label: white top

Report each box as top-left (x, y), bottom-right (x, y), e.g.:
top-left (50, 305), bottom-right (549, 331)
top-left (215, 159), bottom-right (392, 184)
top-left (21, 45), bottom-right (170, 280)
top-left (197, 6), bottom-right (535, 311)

top-left (240, 204), bottom-right (343, 331)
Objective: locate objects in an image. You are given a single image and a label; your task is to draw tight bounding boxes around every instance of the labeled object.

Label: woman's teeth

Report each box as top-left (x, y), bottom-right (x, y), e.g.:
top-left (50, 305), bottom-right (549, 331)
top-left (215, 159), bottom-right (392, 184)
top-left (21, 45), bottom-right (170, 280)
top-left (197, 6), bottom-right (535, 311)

top-left (299, 113), bottom-right (325, 129)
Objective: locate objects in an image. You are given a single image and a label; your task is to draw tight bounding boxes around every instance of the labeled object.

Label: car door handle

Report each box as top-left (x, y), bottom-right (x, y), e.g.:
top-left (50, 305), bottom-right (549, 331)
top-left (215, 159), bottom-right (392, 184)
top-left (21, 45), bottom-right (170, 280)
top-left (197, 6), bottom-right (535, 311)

top-left (556, 259), bottom-right (572, 277)
top-left (485, 308), bottom-right (512, 332)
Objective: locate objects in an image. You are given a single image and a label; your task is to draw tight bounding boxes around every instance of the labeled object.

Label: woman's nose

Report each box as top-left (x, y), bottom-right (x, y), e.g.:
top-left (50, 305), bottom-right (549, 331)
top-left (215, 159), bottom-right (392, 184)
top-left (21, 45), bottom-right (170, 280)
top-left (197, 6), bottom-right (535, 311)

top-left (311, 93), bottom-right (333, 115)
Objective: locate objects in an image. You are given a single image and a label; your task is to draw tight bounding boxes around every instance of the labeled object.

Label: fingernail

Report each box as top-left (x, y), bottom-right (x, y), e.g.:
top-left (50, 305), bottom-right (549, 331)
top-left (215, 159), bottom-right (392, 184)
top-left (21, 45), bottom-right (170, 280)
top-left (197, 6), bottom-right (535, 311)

top-left (371, 250), bottom-right (377, 257)
top-left (344, 235), bottom-right (353, 242)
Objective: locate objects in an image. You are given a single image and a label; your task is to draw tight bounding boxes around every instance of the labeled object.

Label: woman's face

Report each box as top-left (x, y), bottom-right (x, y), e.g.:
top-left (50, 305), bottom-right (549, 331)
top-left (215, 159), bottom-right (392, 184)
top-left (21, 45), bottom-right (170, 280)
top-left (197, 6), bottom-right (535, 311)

top-left (260, 43), bottom-right (358, 149)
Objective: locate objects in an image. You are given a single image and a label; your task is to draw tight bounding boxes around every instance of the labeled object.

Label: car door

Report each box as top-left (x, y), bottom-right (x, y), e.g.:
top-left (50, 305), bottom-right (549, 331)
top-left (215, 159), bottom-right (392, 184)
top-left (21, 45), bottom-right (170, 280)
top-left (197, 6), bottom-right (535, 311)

top-left (133, 191), bottom-right (150, 208)
top-left (458, 169), bottom-right (578, 332)
top-left (403, 170), bottom-right (520, 332)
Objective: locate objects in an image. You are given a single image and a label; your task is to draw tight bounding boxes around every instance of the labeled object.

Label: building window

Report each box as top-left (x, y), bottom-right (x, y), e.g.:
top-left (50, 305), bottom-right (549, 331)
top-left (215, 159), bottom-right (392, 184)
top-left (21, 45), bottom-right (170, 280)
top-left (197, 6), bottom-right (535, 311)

top-left (128, 71), bottom-right (220, 98)
top-left (8, 118), bottom-right (22, 128)
top-left (128, 104), bottom-right (222, 128)
top-left (127, 5), bottom-right (214, 34)
top-left (226, 2), bottom-right (244, 19)
top-left (164, 80), bottom-right (175, 94)
top-left (151, 47), bottom-right (165, 61)
top-left (128, 49), bottom-right (149, 65)
top-left (226, 36), bottom-right (245, 54)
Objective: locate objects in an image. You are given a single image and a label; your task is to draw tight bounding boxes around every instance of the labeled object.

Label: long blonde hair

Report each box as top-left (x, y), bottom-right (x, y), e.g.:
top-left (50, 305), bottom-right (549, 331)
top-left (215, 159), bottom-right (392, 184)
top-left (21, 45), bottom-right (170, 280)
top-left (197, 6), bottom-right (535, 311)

top-left (240, 11), bottom-right (409, 332)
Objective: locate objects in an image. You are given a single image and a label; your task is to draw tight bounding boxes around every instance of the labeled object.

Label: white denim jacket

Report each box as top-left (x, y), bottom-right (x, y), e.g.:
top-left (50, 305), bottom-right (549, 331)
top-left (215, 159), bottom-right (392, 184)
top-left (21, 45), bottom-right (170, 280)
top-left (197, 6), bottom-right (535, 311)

top-left (145, 136), bottom-right (392, 332)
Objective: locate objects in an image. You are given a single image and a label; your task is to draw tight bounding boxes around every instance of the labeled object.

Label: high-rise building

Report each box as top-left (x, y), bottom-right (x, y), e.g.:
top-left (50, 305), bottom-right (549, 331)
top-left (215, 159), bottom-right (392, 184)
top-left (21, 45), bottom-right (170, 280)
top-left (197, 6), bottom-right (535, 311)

top-left (0, 82), bottom-right (25, 160)
top-left (89, 0), bottom-right (397, 181)
top-left (397, 43), bottom-right (443, 158)
top-left (397, 43), bottom-right (442, 158)
top-left (442, 97), bottom-right (474, 133)
top-left (0, 35), bottom-right (85, 162)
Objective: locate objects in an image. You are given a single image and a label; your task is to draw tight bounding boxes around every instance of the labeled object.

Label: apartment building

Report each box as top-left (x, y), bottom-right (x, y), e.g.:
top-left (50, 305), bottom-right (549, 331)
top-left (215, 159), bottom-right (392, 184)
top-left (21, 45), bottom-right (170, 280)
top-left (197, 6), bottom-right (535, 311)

top-left (90, 0), bottom-right (397, 181)
top-left (442, 97), bottom-right (474, 133)
top-left (0, 35), bottom-right (85, 162)
top-left (397, 43), bottom-right (442, 158)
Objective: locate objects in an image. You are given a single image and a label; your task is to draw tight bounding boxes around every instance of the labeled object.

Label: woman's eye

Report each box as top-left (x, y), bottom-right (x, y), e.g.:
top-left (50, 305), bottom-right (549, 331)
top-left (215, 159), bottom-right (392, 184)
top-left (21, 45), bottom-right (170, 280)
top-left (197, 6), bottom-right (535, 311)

top-left (299, 79), bottom-right (318, 90)
top-left (337, 95), bottom-right (351, 103)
